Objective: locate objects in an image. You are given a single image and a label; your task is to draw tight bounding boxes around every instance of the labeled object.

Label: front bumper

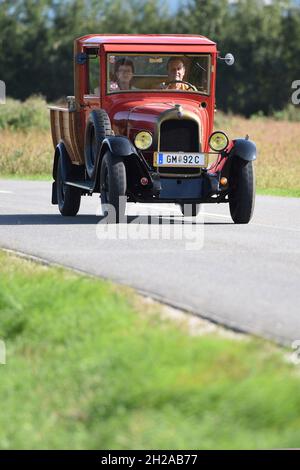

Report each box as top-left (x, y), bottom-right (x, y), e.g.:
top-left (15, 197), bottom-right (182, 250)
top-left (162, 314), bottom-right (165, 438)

top-left (159, 172), bottom-right (218, 200)
top-left (128, 171), bottom-right (228, 204)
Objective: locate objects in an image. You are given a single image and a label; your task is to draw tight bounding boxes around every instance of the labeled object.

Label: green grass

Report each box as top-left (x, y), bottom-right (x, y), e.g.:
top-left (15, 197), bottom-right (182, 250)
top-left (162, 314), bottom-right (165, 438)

top-left (0, 96), bottom-right (49, 131)
top-left (0, 173), bottom-right (51, 181)
top-left (1, 250), bottom-right (300, 450)
top-left (257, 188), bottom-right (300, 198)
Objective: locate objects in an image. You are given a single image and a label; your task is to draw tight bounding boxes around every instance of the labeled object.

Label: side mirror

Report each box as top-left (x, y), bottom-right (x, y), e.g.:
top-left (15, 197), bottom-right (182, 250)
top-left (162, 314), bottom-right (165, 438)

top-left (225, 53), bottom-right (235, 66)
top-left (218, 53), bottom-right (235, 66)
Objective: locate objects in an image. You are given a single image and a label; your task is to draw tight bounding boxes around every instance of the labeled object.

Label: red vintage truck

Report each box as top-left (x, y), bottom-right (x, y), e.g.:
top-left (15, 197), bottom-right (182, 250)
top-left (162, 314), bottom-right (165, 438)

top-left (49, 34), bottom-right (256, 222)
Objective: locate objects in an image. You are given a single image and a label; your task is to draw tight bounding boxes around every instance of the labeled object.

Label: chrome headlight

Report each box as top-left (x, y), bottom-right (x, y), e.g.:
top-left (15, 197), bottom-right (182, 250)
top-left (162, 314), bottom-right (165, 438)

top-left (134, 131), bottom-right (153, 150)
top-left (209, 131), bottom-right (229, 152)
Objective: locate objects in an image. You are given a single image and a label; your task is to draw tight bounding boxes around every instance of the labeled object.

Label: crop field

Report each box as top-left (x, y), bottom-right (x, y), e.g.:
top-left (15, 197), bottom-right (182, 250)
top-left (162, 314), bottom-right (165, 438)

top-left (0, 97), bottom-right (299, 196)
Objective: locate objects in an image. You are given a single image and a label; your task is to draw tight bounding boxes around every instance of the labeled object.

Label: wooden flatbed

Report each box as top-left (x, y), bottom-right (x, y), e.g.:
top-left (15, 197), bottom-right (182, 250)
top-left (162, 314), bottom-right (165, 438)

top-left (49, 98), bottom-right (84, 165)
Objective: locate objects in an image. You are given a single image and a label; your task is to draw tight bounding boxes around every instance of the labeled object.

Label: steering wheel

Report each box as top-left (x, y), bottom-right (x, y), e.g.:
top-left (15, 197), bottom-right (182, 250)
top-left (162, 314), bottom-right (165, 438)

top-left (165, 80), bottom-right (197, 91)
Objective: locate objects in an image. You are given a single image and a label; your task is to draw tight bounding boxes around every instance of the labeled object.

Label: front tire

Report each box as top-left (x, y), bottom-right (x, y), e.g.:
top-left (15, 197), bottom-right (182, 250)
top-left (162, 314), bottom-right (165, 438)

top-left (100, 151), bottom-right (127, 223)
top-left (56, 156), bottom-right (81, 216)
top-left (229, 158), bottom-right (255, 224)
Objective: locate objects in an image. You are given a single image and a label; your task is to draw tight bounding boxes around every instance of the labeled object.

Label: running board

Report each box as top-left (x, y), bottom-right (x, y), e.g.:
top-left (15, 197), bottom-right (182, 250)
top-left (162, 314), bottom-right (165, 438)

top-left (65, 181), bottom-right (94, 193)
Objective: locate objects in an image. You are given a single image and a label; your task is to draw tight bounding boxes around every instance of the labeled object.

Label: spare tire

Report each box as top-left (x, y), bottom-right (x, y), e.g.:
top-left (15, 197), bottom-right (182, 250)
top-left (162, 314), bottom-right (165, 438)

top-left (84, 109), bottom-right (112, 178)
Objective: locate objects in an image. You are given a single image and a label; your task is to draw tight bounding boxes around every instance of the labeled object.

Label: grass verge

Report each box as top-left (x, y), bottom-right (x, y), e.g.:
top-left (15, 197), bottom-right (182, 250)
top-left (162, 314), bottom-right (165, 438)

top-left (257, 188), bottom-right (300, 198)
top-left (0, 173), bottom-right (51, 181)
top-left (0, 250), bottom-right (300, 450)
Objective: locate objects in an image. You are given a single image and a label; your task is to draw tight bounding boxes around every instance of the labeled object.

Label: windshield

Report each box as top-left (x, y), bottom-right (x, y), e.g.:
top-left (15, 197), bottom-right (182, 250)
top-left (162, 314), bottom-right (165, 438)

top-left (107, 54), bottom-right (211, 95)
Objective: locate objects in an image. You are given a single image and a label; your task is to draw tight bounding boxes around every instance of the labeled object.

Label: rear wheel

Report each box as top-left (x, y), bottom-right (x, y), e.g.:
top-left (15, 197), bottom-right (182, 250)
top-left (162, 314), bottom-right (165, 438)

top-left (100, 151), bottom-right (127, 223)
top-left (229, 158), bottom-right (255, 224)
top-left (56, 156), bottom-right (81, 216)
top-left (180, 203), bottom-right (201, 217)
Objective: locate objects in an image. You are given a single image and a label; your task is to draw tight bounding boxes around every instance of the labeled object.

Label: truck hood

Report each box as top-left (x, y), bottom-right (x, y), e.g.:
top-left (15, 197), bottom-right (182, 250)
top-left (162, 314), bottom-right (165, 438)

top-left (110, 98), bottom-right (210, 149)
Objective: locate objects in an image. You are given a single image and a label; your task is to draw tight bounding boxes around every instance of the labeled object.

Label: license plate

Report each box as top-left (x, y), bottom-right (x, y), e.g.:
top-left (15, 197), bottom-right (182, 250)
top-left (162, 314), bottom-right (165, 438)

top-left (154, 152), bottom-right (207, 167)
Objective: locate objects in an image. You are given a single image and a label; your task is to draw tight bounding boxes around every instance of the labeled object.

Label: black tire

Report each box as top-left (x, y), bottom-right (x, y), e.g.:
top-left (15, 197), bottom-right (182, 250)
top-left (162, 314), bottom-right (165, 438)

top-left (84, 109), bottom-right (112, 178)
top-left (229, 158), bottom-right (255, 224)
top-left (180, 203), bottom-right (201, 217)
top-left (56, 156), bottom-right (81, 216)
top-left (100, 151), bottom-right (127, 223)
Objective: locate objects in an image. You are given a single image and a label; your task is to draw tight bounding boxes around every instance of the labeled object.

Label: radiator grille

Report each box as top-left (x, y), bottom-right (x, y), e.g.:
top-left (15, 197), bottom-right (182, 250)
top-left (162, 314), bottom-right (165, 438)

top-left (159, 119), bottom-right (200, 176)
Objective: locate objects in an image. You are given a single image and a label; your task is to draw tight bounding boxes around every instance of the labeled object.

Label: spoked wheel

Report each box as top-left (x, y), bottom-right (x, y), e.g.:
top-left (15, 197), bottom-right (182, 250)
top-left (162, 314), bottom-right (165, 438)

top-left (100, 151), bottom-right (127, 223)
top-left (229, 157), bottom-right (255, 224)
top-left (56, 156), bottom-right (81, 216)
top-left (180, 203), bottom-right (201, 217)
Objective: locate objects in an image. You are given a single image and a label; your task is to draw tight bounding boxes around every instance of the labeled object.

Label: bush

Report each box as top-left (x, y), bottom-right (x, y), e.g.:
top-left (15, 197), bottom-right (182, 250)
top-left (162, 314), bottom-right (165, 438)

top-left (248, 106), bottom-right (300, 122)
top-left (0, 96), bottom-right (49, 131)
top-left (272, 104), bottom-right (300, 122)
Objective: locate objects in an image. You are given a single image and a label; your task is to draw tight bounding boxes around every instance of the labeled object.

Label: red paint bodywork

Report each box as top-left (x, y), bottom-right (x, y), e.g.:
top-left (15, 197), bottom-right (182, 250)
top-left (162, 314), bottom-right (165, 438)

top-left (74, 34), bottom-right (224, 171)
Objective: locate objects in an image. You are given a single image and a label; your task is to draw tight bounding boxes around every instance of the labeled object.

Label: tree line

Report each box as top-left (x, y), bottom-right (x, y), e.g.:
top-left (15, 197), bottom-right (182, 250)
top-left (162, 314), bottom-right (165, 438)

top-left (0, 0), bottom-right (299, 116)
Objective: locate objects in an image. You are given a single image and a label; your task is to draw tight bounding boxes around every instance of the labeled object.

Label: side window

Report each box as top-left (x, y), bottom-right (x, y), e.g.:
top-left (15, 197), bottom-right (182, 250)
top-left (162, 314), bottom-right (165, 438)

top-left (87, 48), bottom-right (100, 96)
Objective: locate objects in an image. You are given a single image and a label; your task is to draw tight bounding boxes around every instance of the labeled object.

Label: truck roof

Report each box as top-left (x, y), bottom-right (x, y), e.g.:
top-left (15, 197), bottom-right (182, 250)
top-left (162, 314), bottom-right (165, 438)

top-left (77, 34), bottom-right (216, 47)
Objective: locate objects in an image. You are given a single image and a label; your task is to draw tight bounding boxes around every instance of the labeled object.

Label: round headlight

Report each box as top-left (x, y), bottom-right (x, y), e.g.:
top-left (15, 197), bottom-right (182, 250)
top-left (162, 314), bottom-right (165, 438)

top-left (134, 131), bottom-right (153, 150)
top-left (209, 131), bottom-right (229, 152)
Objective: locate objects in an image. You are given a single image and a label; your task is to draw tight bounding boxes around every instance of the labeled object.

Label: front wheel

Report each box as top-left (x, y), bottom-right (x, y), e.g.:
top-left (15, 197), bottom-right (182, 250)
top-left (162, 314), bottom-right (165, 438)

top-left (229, 158), bottom-right (255, 224)
top-left (100, 151), bottom-right (127, 223)
top-left (180, 203), bottom-right (201, 217)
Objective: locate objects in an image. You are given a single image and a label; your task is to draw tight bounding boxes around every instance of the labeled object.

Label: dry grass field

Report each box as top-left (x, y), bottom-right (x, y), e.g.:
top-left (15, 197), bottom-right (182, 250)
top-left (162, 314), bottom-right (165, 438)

top-left (0, 101), bottom-right (299, 196)
top-left (215, 112), bottom-right (300, 196)
top-left (0, 129), bottom-right (52, 177)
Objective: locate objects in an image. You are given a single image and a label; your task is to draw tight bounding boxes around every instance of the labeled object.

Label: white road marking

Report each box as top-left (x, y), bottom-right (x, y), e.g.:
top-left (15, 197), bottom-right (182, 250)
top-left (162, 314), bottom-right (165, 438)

top-left (251, 222), bottom-right (300, 233)
top-left (201, 211), bottom-right (231, 219)
top-left (0, 190), bottom-right (13, 194)
top-left (141, 205), bottom-right (300, 233)
top-left (195, 211), bottom-right (300, 232)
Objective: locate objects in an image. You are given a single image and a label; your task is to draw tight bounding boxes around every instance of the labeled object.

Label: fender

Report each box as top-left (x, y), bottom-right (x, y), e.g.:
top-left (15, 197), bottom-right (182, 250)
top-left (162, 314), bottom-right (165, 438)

top-left (96, 136), bottom-right (155, 195)
top-left (229, 138), bottom-right (257, 162)
top-left (90, 135), bottom-right (139, 183)
top-left (100, 136), bottom-right (137, 159)
top-left (52, 142), bottom-right (85, 204)
top-left (53, 142), bottom-right (85, 181)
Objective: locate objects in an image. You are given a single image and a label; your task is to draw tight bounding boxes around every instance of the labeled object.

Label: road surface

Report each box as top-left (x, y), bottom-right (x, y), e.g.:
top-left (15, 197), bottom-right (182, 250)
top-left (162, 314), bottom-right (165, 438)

top-left (0, 179), bottom-right (299, 345)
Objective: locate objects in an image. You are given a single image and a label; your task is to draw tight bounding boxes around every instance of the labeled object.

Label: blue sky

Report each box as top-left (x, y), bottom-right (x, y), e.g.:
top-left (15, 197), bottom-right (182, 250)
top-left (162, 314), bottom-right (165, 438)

top-left (165, 0), bottom-right (300, 10)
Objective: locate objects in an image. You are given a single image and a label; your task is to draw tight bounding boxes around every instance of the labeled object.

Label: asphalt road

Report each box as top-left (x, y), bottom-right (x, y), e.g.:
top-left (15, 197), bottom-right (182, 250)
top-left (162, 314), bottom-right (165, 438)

top-left (1, 179), bottom-right (300, 345)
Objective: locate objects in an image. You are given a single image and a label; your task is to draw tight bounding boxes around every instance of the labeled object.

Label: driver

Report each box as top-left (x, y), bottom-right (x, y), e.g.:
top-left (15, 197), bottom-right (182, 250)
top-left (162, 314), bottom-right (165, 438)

top-left (160, 57), bottom-right (191, 91)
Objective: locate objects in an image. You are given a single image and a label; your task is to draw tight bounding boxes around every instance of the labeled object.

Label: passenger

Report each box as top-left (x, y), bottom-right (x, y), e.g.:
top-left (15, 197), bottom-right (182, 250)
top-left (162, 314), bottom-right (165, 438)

top-left (110, 58), bottom-right (138, 91)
